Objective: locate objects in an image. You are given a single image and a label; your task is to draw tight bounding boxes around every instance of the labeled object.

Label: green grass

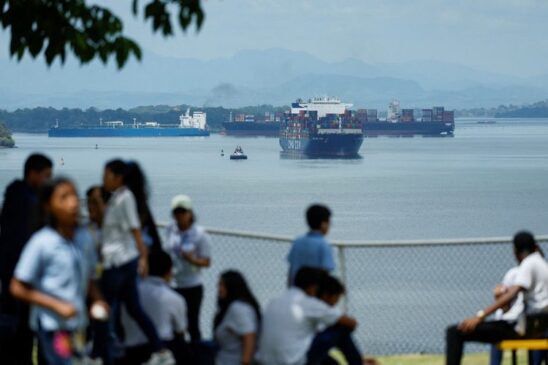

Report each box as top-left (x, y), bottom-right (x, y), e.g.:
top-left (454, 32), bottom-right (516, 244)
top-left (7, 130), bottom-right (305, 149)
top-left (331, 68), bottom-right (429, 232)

top-left (377, 351), bottom-right (531, 365)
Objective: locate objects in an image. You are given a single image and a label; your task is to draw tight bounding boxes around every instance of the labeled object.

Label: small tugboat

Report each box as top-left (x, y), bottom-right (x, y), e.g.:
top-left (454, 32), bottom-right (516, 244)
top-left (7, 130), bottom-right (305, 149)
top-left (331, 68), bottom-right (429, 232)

top-left (230, 146), bottom-right (247, 160)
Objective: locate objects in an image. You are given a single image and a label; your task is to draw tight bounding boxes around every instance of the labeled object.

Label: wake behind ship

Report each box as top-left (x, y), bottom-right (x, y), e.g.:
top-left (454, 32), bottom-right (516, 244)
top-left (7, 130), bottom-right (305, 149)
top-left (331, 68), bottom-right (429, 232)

top-left (48, 109), bottom-right (209, 137)
top-left (280, 97), bottom-right (364, 158)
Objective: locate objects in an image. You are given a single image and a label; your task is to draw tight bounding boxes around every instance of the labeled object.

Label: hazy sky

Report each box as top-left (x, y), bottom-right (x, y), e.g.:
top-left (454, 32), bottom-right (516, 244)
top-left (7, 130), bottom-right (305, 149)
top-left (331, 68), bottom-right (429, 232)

top-left (2, 0), bottom-right (548, 77)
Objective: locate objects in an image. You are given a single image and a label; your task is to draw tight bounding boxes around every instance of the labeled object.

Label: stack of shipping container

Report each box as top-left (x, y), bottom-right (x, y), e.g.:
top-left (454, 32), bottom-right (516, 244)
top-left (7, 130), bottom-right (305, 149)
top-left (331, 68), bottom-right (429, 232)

top-left (401, 109), bottom-right (414, 122)
top-left (432, 107), bottom-right (445, 122)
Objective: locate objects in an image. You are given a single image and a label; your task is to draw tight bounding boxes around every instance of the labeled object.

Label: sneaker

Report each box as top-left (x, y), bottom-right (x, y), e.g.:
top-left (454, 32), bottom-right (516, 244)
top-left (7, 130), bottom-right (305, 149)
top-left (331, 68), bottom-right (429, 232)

top-left (144, 350), bottom-right (176, 365)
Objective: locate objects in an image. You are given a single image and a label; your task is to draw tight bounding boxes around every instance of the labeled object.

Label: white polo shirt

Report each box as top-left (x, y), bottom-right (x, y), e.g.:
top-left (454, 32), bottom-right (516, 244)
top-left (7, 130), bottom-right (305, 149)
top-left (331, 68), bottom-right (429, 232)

top-left (494, 267), bottom-right (524, 322)
top-left (256, 287), bottom-right (341, 365)
top-left (122, 276), bottom-right (187, 346)
top-left (514, 252), bottom-right (548, 313)
top-left (101, 187), bottom-right (141, 268)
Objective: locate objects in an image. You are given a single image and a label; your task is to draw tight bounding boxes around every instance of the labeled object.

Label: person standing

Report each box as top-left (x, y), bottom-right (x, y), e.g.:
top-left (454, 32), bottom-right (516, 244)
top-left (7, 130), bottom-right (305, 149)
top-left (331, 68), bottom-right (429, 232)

top-left (0, 153), bottom-right (53, 364)
top-left (10, 177), bottom-right (107, 365)
top-left (214, 270), bottom-right (261, 365)
top-left (93, 159), bottom-right (174, 365)
top-left (164, 194), bottom-right (212, 343)
top-left (287, 204), bottom-right (335, 285)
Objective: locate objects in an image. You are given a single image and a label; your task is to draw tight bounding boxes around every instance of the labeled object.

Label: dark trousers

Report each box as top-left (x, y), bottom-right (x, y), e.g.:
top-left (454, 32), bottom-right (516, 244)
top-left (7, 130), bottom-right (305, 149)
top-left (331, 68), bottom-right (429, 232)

top-left (92, 259), bottom-right (162, 365)
top-left (175, 285), bottom-right (204, 342)
top-left (0, 298), bottom-right (35, 365)
top-left (306, 325), bottom-right (363, 365)
top-left (446, 321), bottom-right (519, 365)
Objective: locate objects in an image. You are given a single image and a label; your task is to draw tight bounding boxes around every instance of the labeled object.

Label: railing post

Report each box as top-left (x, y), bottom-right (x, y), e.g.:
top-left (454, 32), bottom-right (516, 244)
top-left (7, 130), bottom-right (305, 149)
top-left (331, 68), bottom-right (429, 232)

top-left (337, 245), bottom-right (349, 313)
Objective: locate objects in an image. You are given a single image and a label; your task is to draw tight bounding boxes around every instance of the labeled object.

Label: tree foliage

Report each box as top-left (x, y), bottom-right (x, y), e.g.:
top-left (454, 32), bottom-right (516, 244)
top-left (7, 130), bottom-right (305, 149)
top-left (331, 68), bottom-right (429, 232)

top-left (0, 0), bottom-right (205, 68)
top-left (0, 121), bottom-right (15, 148)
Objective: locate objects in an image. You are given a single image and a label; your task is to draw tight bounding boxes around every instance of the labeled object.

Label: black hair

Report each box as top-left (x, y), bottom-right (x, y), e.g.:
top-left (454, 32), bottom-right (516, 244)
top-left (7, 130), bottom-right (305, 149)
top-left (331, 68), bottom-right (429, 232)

top-left (317, 275), bottom-right (345, 298)
top-left (148, 250), bottom-right (173, 277)
top-left (24, 153), bottom-right (53, 178)
top-left (105, 159), bottom-right (126, 177)
top-left (37, 177), bottom-right (77, 230)
top-left (294, 266), bottom-right (327, 291)
top-left (124, 161), bottom-right (149, 223)
top-left (306, 204), bottom-right (331, 230)
top-left (513, 231), bottom-right (537, 255)
top-left (86, 185), bottom-right (111, 205)
top-left (86, 185), bottom-right (100, 197)
top-left (213, 270), bottom-right (261, 330)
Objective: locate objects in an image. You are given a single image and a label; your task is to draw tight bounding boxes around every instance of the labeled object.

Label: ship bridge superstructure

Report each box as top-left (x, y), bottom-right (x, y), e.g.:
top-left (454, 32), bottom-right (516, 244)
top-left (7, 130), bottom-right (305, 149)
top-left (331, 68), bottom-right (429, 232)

top-left (291, 96), bottom-right (353, 119)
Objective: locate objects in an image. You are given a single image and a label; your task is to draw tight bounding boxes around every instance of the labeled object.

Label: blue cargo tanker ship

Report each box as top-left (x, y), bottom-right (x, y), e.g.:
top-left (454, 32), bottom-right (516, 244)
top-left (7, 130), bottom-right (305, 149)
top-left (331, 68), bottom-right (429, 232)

top-left (280, 98), bottom-right (364, 158)
top-left (48, 109), bottom-right (209, 137)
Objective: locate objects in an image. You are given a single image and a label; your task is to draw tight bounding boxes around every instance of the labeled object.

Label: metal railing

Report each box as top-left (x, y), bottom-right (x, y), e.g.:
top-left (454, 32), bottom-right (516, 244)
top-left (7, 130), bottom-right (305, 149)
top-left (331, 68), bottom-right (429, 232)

top-left (159, 223), bottom-right (548, 355)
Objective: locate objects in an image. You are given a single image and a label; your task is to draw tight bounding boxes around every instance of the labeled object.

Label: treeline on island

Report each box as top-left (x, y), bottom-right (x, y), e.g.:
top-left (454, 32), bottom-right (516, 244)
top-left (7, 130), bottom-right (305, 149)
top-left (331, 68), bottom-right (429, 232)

top-left (0, 104), bottom-right (288, 133)
top-left (457, 99), bottom-right (548, 118)
top-left (0, 122), bottom-right (15, 148)
top-left (2, 99), bottom-right (548, 134)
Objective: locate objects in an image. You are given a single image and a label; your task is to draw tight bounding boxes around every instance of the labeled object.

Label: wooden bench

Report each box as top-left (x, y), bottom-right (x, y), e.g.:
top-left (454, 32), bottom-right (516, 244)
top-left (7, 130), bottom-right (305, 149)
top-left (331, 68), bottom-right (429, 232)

top-left (497, 339), bottom-right (548, 365)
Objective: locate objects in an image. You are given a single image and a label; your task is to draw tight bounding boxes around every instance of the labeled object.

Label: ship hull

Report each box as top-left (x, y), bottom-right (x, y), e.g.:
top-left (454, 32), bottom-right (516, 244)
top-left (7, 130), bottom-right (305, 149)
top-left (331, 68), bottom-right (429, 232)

top-left (48, 127), bottom-right (210, 137)
top-left (280, 133), bottom-right (363, 158)
top-left (363, 121), bottom-right (454, 137)
top-left (222, 122), bottom-right (280, 137)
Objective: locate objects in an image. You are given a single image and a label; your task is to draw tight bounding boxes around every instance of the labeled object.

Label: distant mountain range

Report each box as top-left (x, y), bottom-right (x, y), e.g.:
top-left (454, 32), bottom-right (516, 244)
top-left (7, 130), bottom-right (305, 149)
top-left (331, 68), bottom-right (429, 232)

top-left (0, 48), bottom-right (547, 110)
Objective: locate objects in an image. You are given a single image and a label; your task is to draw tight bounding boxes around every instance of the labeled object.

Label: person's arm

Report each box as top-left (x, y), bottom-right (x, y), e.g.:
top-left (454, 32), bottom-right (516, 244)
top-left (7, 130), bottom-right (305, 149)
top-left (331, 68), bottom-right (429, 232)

top-left (180, 251), bottom-right (210, 267)
top-left (87, 279), bottom-right (109, 317)
top-left (181, 231), bottom-right (211, 267)
top-left (131, 228), bottom-right (149, 276)
top-left (458, 285), bottom-right (522, 333)
top-left (241, 332), bottom-right (257, 365)
top-left (336, 314), bottom-right (358, 331)
top-left (10, 278), bottom-right (77, 319)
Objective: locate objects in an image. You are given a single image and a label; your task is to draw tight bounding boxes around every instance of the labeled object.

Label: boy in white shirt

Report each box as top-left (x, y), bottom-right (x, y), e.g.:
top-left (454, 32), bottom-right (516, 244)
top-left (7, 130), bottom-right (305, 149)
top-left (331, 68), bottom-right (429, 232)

top-left (256, 267), bottom-right (358, 365)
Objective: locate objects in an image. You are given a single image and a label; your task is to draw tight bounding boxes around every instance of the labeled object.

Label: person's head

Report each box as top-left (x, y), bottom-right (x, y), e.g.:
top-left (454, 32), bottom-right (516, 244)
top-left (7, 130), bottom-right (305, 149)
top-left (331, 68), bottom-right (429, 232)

top-left (86, 185), bottom-right (102, 225)
top-left (513, 231), bottom-right (537, 262)
top-left (39, 177), bottom-right (79, 232)
top-left (24, 153), bottom-right (53, 189)
top-left (148, 250), bottom-right (173, 281)
top-left (306, 204), bottom-right (331, 235)
top-left (171, 194), bottom-right (194, 231)
top-left (317, 275), bottom-right (345, 307)
top-left (103, 159), bottom-right (126, 192)
top-left (214, 270), bottom-right (261, 329)
top-left (293, 266), bottom-right (327, 297)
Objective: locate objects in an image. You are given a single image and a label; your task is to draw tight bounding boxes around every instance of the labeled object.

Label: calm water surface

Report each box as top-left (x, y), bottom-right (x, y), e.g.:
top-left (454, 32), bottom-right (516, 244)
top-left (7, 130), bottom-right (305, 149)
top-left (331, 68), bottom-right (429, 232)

top-left (1, 119), bottom-right (548, 240)
top-left (2, 119), bottom-right (548, 353)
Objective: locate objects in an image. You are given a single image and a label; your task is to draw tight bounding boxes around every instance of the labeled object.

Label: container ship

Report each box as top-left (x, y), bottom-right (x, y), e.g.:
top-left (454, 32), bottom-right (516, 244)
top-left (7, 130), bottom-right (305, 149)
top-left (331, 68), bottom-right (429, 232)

top-left (279, 97), bottom-right (364, 158)
top-left (360, 100), bottom-right (454, 137)
top-left (224, 100), bottom-right (455, 137)
top-left (222, 112), bottom-right (281, 137)
top-left (48, 109), bottom-right (209, 137)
